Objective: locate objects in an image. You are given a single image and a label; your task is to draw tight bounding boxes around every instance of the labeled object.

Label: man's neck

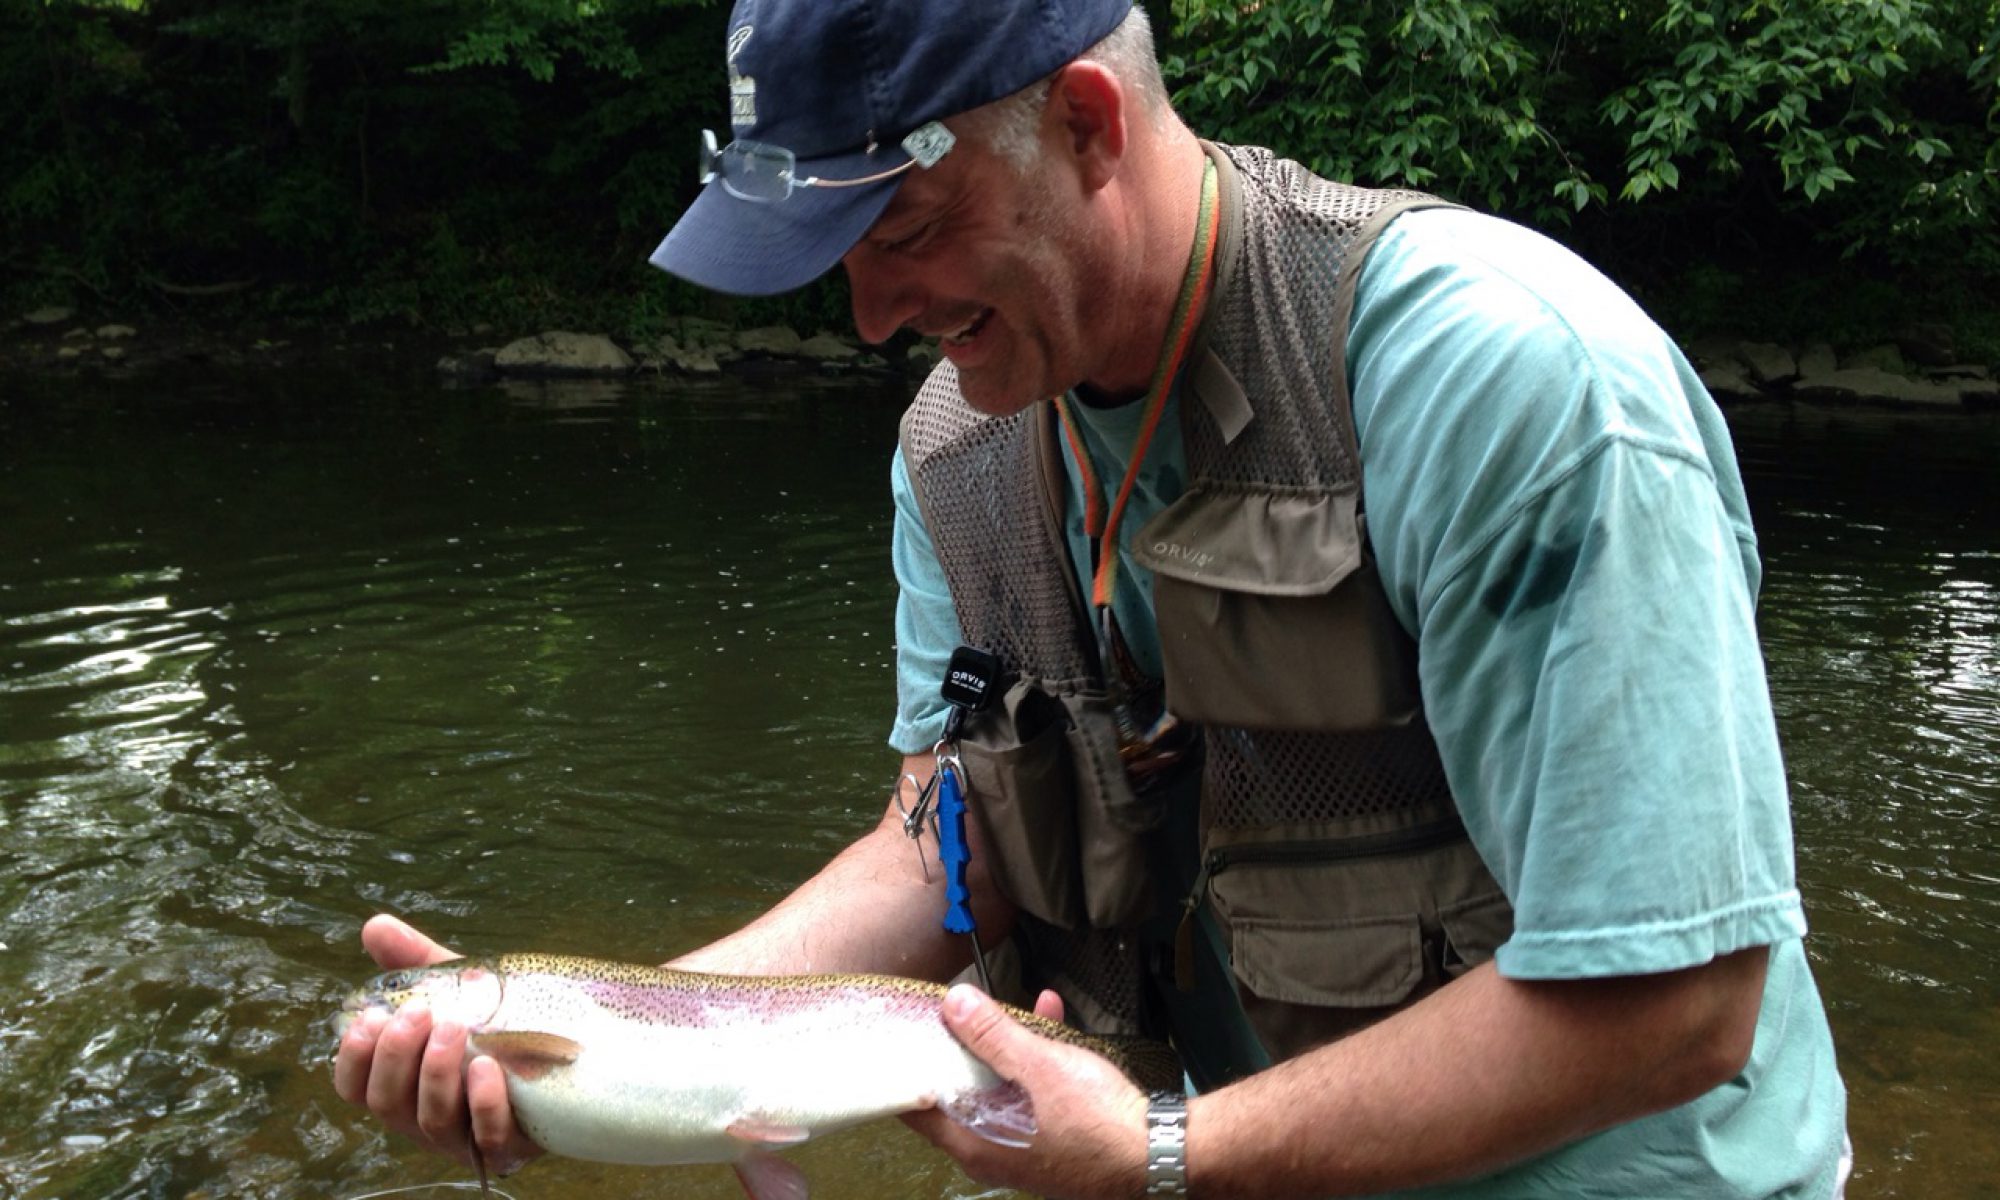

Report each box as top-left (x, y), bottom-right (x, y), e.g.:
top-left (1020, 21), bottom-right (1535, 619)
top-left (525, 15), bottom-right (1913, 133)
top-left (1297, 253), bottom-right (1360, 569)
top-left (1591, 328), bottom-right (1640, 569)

top-left (1079, 128), bottom-right (1211, 401)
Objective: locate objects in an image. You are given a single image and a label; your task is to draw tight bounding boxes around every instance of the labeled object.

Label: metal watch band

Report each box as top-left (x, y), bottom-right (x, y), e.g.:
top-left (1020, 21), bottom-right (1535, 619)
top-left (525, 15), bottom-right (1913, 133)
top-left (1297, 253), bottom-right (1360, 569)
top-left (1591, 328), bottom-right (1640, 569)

top-left (1145, 1090), bottom-right (1190, 1197)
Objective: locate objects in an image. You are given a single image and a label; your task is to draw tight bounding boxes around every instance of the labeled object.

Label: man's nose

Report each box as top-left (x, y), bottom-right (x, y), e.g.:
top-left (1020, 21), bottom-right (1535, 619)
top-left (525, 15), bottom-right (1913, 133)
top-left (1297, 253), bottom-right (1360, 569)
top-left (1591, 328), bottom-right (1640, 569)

top-left (842, 249), bottom-right (921, 345)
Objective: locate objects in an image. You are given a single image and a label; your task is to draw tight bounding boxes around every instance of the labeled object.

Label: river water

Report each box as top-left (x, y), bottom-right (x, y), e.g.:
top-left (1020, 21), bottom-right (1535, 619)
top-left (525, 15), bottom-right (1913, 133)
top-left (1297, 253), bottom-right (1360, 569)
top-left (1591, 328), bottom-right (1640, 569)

top-left (0, 367), bottom-right (1993, 1199)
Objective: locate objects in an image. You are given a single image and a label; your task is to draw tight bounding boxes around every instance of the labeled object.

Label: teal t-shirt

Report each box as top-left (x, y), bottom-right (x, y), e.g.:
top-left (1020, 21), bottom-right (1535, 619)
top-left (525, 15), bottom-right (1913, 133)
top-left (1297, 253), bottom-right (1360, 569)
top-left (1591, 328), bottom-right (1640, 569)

top-left (887, 207), bottom-right (1846, 1197)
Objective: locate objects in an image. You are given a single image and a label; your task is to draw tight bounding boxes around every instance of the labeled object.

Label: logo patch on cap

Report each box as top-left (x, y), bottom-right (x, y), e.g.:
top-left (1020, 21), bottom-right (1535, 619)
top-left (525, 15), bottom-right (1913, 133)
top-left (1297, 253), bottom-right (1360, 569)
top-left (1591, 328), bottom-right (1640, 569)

top-left (727, 25), bottom-right (756, 131)
top-left (902, 122), bottom-right (956, 168)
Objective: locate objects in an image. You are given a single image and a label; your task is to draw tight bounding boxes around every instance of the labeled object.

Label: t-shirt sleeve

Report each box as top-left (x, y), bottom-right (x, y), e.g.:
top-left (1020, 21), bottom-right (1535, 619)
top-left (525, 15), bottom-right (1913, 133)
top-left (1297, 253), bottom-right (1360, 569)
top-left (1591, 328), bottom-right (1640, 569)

top-left (1347, 209), bottom-right (1807, 981)
top-left (1417, 437), bottom-right (1807, 979)
top-left (888, 445), bottom-right (961, 754)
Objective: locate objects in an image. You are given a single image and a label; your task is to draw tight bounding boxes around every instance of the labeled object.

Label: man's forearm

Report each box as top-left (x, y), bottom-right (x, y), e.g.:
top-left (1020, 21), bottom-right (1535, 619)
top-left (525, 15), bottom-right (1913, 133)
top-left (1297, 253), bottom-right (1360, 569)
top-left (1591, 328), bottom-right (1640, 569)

top-left (666, 754), bottom-right (1017, 980)
top-left (1187, 947), bottom-right (1769, 1199)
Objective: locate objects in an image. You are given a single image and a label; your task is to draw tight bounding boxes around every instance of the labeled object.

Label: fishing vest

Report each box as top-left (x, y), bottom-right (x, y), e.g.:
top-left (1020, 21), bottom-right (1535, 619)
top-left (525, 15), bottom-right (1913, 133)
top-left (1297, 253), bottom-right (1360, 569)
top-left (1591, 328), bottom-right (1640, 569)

top-left (899, 143), bottom-right (1515, 1073)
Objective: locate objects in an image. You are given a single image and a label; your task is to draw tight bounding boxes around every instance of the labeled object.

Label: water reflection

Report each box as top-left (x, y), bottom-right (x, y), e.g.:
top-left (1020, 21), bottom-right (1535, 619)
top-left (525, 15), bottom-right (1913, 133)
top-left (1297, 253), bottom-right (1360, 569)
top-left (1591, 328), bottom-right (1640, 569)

top-left (1726, 406), bottom-right (2000, 1195)
top-left (0, 382), bottom-right (1994, 1197)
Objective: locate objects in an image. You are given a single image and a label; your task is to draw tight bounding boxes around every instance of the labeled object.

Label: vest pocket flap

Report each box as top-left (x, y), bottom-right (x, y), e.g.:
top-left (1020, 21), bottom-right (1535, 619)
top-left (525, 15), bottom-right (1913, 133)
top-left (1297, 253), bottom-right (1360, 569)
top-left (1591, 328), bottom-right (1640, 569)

top-left (1228, 914), bottom-right (1425, 1009)
top-left (1133, 485), bottom-right (1363, 596)
top-left (1438, 891), bottom-right (1513, 973)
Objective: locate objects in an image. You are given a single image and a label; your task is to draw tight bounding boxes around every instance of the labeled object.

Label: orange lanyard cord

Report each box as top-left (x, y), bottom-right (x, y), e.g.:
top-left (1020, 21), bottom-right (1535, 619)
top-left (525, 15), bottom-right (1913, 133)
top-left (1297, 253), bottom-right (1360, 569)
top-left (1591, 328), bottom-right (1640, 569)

top-left (1057, 158), bottom-right (1222, 613)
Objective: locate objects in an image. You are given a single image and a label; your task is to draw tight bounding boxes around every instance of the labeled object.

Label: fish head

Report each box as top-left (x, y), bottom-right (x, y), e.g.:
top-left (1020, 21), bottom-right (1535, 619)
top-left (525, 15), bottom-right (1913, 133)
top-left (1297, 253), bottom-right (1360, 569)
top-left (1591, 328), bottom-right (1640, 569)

top-left (334, 960), bottom-right (507, 1041)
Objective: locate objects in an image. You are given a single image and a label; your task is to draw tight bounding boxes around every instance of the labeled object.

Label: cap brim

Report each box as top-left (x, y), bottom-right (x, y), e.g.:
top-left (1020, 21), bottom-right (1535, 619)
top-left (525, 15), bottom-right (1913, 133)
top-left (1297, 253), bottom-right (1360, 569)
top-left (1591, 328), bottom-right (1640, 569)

top-left (649, 149), bottom-right (904, 297)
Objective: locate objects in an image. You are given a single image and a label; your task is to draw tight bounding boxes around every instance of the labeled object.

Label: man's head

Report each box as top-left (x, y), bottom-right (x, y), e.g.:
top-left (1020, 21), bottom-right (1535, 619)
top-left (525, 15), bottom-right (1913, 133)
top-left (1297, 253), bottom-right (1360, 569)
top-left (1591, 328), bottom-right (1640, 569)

top-left (651, 0), bottom-right (1138, 296)
top-left (652, 0), bottom-right (1193, 415)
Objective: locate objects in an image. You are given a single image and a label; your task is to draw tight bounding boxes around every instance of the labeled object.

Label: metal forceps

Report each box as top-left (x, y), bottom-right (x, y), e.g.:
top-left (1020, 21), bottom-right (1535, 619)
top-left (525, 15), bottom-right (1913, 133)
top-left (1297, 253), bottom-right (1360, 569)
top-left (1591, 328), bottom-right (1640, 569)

top-left (894, 770), bottom-right (940, 881)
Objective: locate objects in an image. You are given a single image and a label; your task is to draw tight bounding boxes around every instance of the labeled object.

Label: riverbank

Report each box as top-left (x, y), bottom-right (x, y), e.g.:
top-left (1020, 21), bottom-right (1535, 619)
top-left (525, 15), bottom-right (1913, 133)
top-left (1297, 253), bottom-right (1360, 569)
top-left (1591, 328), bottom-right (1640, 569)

top-left (0, 307), bottom-right (934, 386)
top-left (4, 305), bottom-right (1995, 414)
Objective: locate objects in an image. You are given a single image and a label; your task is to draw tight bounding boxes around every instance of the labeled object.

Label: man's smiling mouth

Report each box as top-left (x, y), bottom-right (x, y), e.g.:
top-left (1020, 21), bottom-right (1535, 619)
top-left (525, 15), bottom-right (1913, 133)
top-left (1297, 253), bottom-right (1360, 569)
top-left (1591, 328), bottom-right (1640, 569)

top-left (942, 308), bottom-right (994, 347)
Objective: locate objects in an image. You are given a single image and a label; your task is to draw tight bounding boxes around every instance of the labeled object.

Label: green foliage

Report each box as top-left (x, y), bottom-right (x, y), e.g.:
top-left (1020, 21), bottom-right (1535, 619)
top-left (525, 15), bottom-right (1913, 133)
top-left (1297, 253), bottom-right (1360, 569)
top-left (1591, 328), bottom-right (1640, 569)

top-left (1164, 0), bottom-right (1603, 226)
top-left (1162, 0), bottom-right (2000, 314)
top-left (0, 0), bottom-right (785, 330)
top-left (423, 0), bottom-right (645, 82)
top-left (3, 0), bottom-right (1994, 345)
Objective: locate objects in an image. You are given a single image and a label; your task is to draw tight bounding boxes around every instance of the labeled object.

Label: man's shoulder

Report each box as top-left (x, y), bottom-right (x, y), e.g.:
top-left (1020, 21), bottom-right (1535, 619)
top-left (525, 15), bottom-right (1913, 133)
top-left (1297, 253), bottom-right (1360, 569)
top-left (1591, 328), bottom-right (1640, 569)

top-left (1349, 206), bottom-right (1708, 459)
top-left (1344, 205), bottom-right (1741, 619)
top-left (1355, 207), bottom-right (1671, 368)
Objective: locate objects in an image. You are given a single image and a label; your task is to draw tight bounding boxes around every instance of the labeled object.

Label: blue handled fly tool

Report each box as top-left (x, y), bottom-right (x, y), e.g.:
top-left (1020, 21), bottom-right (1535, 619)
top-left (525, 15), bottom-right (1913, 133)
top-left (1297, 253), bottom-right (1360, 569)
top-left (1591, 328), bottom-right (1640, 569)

top-left (935, 645), bottom-right (1002, 991)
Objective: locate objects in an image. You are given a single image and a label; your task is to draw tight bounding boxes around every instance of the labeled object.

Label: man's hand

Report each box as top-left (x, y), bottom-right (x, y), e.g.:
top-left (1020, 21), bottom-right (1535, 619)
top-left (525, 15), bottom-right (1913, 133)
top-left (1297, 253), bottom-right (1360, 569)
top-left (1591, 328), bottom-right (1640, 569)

top-left (330, 914), bottom-right (543, 1176)
top-left (903, 985), bottom-right (1151, 1200)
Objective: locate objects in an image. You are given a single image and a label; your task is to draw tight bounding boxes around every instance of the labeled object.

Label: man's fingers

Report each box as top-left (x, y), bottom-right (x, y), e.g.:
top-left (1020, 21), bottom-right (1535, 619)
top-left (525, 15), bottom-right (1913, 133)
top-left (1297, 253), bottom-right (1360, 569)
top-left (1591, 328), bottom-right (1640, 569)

top-left (364, 1002), bottom-right (433, 1124)
top-left (415, 1018), bottom-right (470, 1146)
top-left (333, 1008), bottom-right (389, 1104)
top-left (468, 1055), bottom-right (542, 1172)
top-left (362, 913), bottom-right (460, 970)
top-left (1031, 989), bottom-right (1065, 1024)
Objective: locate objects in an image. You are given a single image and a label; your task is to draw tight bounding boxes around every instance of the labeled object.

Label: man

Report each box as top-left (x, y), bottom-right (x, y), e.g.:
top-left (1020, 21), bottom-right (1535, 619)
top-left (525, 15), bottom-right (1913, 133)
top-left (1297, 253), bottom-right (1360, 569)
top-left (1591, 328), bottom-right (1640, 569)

top-left (336, 1), bottom-right (1849, 1196)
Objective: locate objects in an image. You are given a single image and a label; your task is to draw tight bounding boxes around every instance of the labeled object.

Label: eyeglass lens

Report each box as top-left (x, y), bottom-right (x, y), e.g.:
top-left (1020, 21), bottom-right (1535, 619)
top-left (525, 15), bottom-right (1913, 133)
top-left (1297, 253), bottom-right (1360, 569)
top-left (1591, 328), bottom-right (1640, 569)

top-left (699, 131), bottom-right (797, 204)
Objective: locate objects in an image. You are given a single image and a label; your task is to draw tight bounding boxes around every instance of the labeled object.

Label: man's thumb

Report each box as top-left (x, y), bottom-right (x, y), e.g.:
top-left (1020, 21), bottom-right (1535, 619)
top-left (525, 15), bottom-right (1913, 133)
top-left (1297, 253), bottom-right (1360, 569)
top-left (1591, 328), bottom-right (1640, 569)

top-left (942, 984), bottom-right (1031, 1077)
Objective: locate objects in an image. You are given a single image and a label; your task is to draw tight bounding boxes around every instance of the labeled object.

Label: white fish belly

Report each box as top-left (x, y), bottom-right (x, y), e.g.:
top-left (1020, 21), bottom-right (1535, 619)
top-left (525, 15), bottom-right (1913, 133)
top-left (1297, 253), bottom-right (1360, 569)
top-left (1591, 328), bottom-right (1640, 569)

top-left (500, 998), bottom-right (997, 1166)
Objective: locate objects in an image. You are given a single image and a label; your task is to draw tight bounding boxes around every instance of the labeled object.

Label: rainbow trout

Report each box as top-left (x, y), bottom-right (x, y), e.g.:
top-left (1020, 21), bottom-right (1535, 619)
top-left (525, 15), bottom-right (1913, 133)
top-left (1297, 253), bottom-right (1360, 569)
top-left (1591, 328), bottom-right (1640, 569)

top-left (337, 953), bottom-right (1180, 1199)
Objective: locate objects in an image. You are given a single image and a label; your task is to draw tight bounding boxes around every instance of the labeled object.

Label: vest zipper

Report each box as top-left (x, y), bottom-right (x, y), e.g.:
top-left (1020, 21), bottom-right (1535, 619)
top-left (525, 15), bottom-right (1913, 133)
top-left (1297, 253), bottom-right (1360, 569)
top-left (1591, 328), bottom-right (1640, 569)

top-left (1173, 813), bottom-right (1469, 991)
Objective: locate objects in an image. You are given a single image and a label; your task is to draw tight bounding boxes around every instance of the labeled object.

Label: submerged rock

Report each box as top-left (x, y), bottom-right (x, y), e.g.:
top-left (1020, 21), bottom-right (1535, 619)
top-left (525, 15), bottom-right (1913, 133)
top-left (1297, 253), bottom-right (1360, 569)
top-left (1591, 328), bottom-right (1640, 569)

top-left (1797, 343), bottom-right (1839, 379)
top-left (735, 325), bottom-right (803, 357)
top-left (1793, 367), bottom-right (1970, 410)
top-left (1843, 344), bottom-right (1908, 375)
top-left (635, 333), bottom-right (721, 374)
top-left (796, 333), bottom-right (860, 361)
top-left (1739, 342), bottom-right (1797, 387)
top-left (493, 332), bottom-right (634, 377)
top-left (437, 348), bottom-right (501, 382)
top-left (1698, 359), bottom-right (1762, 404)
top-left (24, 306), bottom-right (73, 326)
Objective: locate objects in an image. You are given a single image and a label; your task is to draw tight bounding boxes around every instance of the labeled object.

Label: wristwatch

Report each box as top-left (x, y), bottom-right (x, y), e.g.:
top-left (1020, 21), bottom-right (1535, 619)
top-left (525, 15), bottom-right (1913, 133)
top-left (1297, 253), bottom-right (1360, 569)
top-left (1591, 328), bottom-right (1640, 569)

top-left (1145, 1090), bottom-right (1189, 1196)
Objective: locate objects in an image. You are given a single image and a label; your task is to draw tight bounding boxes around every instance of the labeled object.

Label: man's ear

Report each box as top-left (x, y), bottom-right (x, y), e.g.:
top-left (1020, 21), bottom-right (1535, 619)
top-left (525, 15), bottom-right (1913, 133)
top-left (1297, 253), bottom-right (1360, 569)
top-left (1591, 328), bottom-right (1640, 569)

top-left (1045, 61), bottom-right (1127, 192)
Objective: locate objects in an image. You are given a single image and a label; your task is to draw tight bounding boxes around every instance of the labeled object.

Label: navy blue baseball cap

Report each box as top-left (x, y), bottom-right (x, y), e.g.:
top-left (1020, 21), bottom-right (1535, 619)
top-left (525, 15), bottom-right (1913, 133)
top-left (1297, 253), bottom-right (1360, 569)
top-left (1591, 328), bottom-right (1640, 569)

top-left (650, 0), bottom-right (1134, 296)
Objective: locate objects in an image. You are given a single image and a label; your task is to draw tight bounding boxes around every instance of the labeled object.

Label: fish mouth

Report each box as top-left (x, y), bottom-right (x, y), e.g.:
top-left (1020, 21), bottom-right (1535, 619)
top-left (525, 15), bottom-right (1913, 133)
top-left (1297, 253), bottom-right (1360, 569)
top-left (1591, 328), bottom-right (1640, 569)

top-left (336, 962), bottom-right (507, 1031)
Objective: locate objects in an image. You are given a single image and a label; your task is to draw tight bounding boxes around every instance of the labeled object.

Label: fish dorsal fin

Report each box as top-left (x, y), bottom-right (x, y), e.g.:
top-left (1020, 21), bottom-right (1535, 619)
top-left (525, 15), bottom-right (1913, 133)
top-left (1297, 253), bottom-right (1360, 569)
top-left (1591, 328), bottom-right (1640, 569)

top-left (469, 1030), bottom-right (583, 1082)
top-left (733, 1149), bottom-right (810, 1200)
top-left (727, 1115), bottom-right (813, 1146)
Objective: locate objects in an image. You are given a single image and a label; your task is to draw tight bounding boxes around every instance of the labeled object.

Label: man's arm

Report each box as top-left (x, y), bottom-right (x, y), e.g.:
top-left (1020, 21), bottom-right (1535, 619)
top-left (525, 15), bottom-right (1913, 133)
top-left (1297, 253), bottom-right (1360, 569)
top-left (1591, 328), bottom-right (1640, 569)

top-left (911, 945), bottom-right (1769, 1200)
top-left (670, 752), bottom-right (1014, 978)
top-left (333, 751), bottom-right (1019, 1169)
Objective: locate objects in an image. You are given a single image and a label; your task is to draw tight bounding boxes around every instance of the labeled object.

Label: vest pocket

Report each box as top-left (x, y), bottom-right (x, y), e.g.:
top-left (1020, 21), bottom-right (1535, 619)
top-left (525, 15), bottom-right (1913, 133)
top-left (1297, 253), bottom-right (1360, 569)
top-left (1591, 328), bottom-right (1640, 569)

top-left (1152, 561), bottom-right (1421, 731)
top-left (1199, 823), bottom-right (1512, 1058)
top-left (1230, 913), bottom-right (1424, 1006)
top-left (958, 681), bottom-right (1085, 930)
top-left (1136, 487), bottom-right (1421, 732)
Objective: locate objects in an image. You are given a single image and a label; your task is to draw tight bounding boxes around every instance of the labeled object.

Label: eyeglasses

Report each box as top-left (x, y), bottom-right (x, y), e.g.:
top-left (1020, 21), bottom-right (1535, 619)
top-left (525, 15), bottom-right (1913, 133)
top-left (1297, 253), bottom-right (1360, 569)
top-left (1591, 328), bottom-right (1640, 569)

top-left (698, 121), bottom-right (956, 204)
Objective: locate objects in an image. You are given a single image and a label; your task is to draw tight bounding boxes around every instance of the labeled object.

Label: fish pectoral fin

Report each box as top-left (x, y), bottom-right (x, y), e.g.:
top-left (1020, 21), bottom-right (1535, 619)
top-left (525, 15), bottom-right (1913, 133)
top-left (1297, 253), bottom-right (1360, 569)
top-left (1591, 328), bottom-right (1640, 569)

top-left (733, 1149), bottom-right (809, 1200)
top-left (726, 1115), bottom-right (814, 1147)
top-left (940, 1080), bottom-right (1037, 1149)
top-left (467, 1030), bottom-right (583, 1082)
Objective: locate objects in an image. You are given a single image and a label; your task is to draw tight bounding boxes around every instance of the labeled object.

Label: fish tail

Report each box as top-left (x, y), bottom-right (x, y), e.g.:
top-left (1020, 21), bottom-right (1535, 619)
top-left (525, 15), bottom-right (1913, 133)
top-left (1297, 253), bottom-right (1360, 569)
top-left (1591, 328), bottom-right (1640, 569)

top-left (939, 1078), bottom-right (1036, 1148)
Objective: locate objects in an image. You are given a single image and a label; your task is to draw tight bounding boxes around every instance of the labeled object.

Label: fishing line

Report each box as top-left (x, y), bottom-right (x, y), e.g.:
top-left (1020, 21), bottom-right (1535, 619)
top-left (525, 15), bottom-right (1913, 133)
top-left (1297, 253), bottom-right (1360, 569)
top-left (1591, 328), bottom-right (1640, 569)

top-left (340, 1182), bottom-right (519, 1200)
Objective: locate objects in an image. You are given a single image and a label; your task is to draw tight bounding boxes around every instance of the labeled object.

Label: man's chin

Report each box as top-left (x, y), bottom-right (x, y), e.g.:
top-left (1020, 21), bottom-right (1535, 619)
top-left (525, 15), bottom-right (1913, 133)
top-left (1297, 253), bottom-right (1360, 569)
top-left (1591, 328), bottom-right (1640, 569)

top-left (956, 369), bottom-right (1054, 418)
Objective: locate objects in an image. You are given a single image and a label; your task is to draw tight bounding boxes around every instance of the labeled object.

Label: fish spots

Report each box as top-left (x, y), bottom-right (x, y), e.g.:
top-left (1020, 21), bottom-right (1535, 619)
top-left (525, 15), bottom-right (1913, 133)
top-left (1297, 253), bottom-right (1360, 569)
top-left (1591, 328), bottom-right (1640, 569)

top-left (1479, 525), bottom-right (1595, 619)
